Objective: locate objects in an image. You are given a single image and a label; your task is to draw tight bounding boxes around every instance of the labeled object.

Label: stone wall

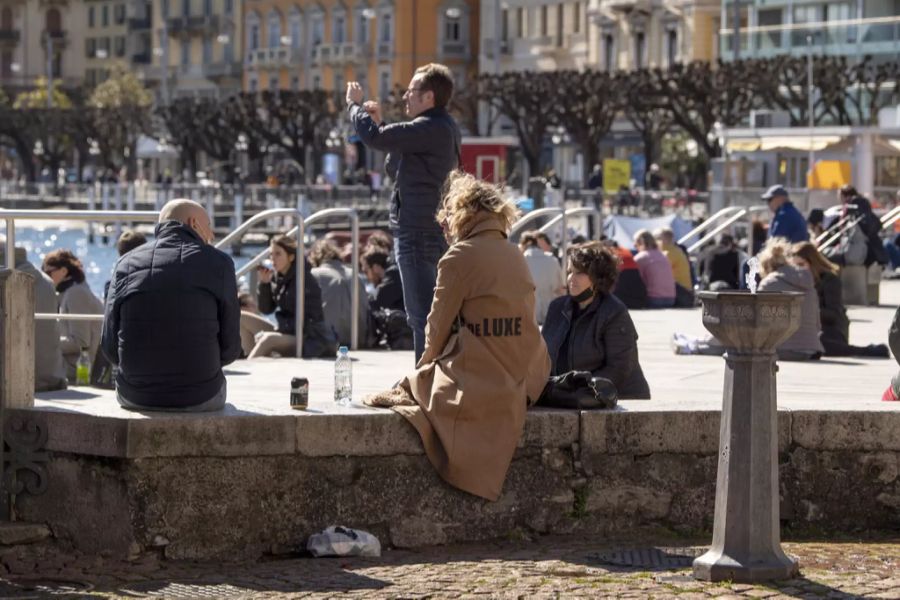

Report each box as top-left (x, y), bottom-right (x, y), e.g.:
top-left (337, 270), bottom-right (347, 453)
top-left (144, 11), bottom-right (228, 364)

top-left (11, 407), bottom-right (900, 560)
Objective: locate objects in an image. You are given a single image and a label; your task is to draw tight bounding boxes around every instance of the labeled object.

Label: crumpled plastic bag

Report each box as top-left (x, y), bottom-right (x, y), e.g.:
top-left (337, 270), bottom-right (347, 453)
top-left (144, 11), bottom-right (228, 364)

top-left (307, 526), bottom-right (381, 557)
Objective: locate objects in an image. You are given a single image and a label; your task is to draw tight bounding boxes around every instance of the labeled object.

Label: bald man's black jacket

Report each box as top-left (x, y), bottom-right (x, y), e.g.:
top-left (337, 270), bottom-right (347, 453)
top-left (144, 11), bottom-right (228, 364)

top-left (101, 220), bottom-right (241, 408)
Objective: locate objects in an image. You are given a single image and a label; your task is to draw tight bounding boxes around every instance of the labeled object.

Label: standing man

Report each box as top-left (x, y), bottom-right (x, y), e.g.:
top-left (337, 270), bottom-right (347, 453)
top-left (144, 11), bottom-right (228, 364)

top-left (764, 185), bottom-right (809, 243)
top-left (346, 63), bottom-right (462, 363)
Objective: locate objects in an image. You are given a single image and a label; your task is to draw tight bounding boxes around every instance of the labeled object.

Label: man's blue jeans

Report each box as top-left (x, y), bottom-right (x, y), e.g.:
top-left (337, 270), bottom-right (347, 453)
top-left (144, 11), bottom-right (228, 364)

top-left (394, 229), bottom-right (448, 363)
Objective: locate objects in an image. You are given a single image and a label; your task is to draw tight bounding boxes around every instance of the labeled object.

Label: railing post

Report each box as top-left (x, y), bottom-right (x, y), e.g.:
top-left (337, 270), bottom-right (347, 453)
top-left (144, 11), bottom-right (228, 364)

top-left (0, 270), bottom-right (35, 409)
top-left (113, 183), bottom-right (123, 242)
top-left (351, 211), bottom-right (360, 351)
top-left (87, 183), bottom-right (96, 244)
top-left (126, 183), bottom-right (136, 229)
top-left (233, 191), bottom-right (244, 233)
top-left (294, 213), bottom-right (305, 359)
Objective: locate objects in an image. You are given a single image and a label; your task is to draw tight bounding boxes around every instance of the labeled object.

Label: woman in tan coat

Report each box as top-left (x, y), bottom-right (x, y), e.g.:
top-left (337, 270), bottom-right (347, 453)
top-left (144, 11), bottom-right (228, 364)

top-left (365, 172), bottom-right (551, 501)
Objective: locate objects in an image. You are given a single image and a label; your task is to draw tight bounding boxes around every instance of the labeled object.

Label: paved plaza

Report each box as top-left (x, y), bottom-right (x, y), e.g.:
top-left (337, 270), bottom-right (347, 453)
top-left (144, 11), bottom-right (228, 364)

top-left (34, 281), bottom-right (900, 414)
top-left (1, 532), bottom-right (898, 598)
top-left (12, 282), bottom-right (900, 599)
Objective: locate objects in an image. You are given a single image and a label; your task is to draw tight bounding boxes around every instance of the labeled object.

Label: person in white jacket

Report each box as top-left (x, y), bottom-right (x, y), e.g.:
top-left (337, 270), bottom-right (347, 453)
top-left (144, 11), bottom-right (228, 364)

top-left (519, 231), bottom-right (565, 325)
top-left (42, 249), bottom-right (103, 381)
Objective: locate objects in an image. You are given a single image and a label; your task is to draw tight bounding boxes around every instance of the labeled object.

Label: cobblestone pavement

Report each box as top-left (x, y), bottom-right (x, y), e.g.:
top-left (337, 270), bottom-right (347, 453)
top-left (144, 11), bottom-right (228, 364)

top-left (1, 534), bottom-right (898, 599)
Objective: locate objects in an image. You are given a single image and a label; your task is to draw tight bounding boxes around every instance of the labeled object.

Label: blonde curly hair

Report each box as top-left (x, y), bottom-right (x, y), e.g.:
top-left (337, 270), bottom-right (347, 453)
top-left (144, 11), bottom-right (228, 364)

top-left (758, 237), bottom-right (792, 277)
top-left (436, 171), bottom-right (520, 241)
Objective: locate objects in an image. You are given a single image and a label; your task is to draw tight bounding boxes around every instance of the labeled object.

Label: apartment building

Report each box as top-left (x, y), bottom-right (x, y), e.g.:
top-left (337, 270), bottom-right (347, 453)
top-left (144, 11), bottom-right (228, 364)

top-left (242, 0), bottom-right (479, 97)
top-left (0, 0), bottom-right (89, 91)
top-left (146, 0), bottom-right (243, 99)
top-left (718, 0), bottom-right (900, 63)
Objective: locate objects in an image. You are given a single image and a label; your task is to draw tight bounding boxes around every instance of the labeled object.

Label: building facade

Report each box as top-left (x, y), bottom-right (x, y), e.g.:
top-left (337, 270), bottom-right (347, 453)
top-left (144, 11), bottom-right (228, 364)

top-left (589, 0), bottom-right (719, 70)
top-left (718, 0), bottom-right (900, 63)
top-left (0, 0), bottom-right (89, 91)
top-left (241, 0), bottom-right (479, 97)
top-left (145, 0), bottom-right (243, 98)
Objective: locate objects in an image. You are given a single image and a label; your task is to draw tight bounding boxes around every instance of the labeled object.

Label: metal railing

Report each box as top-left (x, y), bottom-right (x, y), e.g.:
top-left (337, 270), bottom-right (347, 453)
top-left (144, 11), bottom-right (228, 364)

top-left (234, 208), bottom-right (361, 350)
top-left (681, 205), bottom-right (768, 255)
top-left (537, 207), bottom-right (603, 244)
top-left (510, 207), bottom-right (567, 267)
top-left (214, 208), bottom-right (306, 358)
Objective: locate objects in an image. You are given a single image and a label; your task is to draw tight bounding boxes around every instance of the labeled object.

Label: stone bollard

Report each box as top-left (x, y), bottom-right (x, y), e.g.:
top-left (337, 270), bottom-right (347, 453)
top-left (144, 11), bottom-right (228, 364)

top-left (693, 290), bottom-right (802, 583)
top-left (0, 270), bottom-right (35, 409)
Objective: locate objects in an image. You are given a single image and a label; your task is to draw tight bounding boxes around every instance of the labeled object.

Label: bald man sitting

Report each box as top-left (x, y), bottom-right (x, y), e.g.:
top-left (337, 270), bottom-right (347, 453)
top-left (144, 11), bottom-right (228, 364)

top-left (101, 199), bottom-right (241, 411)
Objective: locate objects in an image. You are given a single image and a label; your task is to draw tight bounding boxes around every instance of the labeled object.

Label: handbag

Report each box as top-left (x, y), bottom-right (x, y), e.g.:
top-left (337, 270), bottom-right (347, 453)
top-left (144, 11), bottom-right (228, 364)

top-left (537, 371), bottom-right (618, 410)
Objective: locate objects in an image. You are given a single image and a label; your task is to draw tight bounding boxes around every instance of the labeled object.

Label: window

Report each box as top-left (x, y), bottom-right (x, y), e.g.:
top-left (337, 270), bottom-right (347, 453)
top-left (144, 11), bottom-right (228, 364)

top-left (501, 9), bottom-right (508, 41)
top-left (603, 33), bottom-right (614, 71)
top-left (181, 0), bottom-right (190, 18)
top-left (573, 2), bottom-right (581, 34)
top-left (291, 75), bottom-right (299, 90)
top-left (202, 35), bottom-right (212, 63)
top-left (289, 10), bottom-right (302, 49)
top-left (181, 38), bottom-right (190, 65)
top-left (248, 20), bottom-right (260, 51)
top-left (86, 38), bottom-right (96, 57)
top-left (379, 11), bottom-right (392, 42)
top-left (269, 75), bottom-right (279, 91)
top-left (88, 6), bottom-right (95, 27)
top-left (224, 0), bottom-right (232, 15)
top-left (313, 74), bottom-right (321, 89)
top-left (379, 70), bottom-right (390, 99)
top-left (312, 12), bottom-right (324, 45)
top-left (333, 12), bottom-right (346, 44)
top-left (556, 4), bottom-right (563, 46)
top-left (115, 36), bottom-right (126, 56)
top-left (162, 0), bottom-right (169, 18)
top-left (249, 77), bottom-right (258, 92)
top-left (444, 14), bottom-right (461, 42)
top-left (540, 5), bottom-right (548, 36)
top-left (516, 8), bottom-right (524, 37)
top-left (333, 73), bottom-right (344, 101)
top-left (666, 28), bottom-right (677, 66)
top-left (634, 31), bottom-right (645, 68)
top-left (115, 4), bottom-right (125, 24)
top-left (203, 0), bottom-right (211, 16)
top-left (102, 5), bottom-right (109, 26)
top-left (757, 8), bottom-right (783, 49)
top-left (357, 12), bottom-right (369, 43)
top-left (224, 38), bottom-right (233, 61)
top-left (267, 12), bottom-right (281, 48)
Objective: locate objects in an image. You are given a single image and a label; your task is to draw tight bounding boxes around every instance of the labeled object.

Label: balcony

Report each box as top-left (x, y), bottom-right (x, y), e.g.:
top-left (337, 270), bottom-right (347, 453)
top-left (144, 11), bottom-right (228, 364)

top-left (204, 61), bottom-right (241, 79)
top-left (246, 47), bottom-right (300, 68)
top-left (532, 35), bottom-right (567, 57)
top-left (41, 30), bottom-right (68, 48)
top-left (167, 15), bottom-right (219, 35)
top-left (333, 42), bottom-right (372, 63)
top-left (376, 40), bottom-right (393, 58)
top-left (0, 29), bottom-right (20, 45)
top-left (441, 40), bottom-right (469, 57)
top-left (128, 17), bottom-right (152, 31)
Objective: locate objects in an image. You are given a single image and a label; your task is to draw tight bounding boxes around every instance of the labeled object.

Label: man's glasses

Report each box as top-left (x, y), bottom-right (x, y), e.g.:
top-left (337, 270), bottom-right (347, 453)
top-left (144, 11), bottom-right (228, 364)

top-left (43, 267), bottom-right (59, 276)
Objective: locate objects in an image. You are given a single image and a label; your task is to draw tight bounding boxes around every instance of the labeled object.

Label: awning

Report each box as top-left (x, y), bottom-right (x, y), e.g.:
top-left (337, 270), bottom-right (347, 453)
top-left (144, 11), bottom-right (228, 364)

top-left (727, 135), bottom-right (842, 153)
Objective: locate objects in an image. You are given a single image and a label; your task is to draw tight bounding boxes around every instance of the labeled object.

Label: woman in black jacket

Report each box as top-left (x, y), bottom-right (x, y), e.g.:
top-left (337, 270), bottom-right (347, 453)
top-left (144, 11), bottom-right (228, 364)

top-left (541, 242), bottom-right (651, 399)
top-left (246, 234), bottom-right (337, 358)
top-left (792, 241), bottom-right (888, 358)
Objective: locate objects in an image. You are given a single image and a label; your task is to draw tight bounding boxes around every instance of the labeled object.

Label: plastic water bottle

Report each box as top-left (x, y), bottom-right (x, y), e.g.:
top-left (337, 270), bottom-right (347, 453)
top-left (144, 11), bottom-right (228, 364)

top-left (334, 346), bottom-right (352, 406)
top-left (75, 348), bottom-right (91, 386)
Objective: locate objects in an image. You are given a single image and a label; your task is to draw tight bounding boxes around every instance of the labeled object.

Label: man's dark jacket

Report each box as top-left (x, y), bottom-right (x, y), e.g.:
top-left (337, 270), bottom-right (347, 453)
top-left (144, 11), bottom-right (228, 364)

top-left (541, 294), bottom-right (651, 399)
top-left (349, 104), bottom-right (461, 234)
top-left (101, 221), bottom-right (241, 408)
top-left (371, 263), bottom-right (404, 312)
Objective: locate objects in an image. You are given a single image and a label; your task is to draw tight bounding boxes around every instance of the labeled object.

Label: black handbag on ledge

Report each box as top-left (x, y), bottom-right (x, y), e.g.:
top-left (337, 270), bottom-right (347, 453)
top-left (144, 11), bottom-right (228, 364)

top-left (537, 371), bottom-right (618, 410)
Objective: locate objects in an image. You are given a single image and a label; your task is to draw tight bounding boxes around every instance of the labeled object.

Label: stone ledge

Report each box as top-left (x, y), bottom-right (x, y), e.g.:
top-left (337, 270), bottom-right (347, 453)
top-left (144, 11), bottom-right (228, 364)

top-left (791, 411), bottom-right (900, 451)
top-left (9, 406), bottom-right (579, 459)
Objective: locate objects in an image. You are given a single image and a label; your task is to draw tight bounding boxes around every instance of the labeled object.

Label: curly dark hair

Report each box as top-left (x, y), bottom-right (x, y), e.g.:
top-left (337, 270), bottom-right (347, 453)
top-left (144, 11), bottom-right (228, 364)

top-left (42, 249), bottom-right (86, 283)
top-left (567, 242), bottom-right (620, 295)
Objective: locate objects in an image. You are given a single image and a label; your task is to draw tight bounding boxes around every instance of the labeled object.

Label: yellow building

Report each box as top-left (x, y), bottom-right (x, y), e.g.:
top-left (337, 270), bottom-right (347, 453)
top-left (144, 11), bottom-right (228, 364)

top-left (242, 0), bottom-right (479, 98)
top-left (147, 0), bottom-right (243, 98)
